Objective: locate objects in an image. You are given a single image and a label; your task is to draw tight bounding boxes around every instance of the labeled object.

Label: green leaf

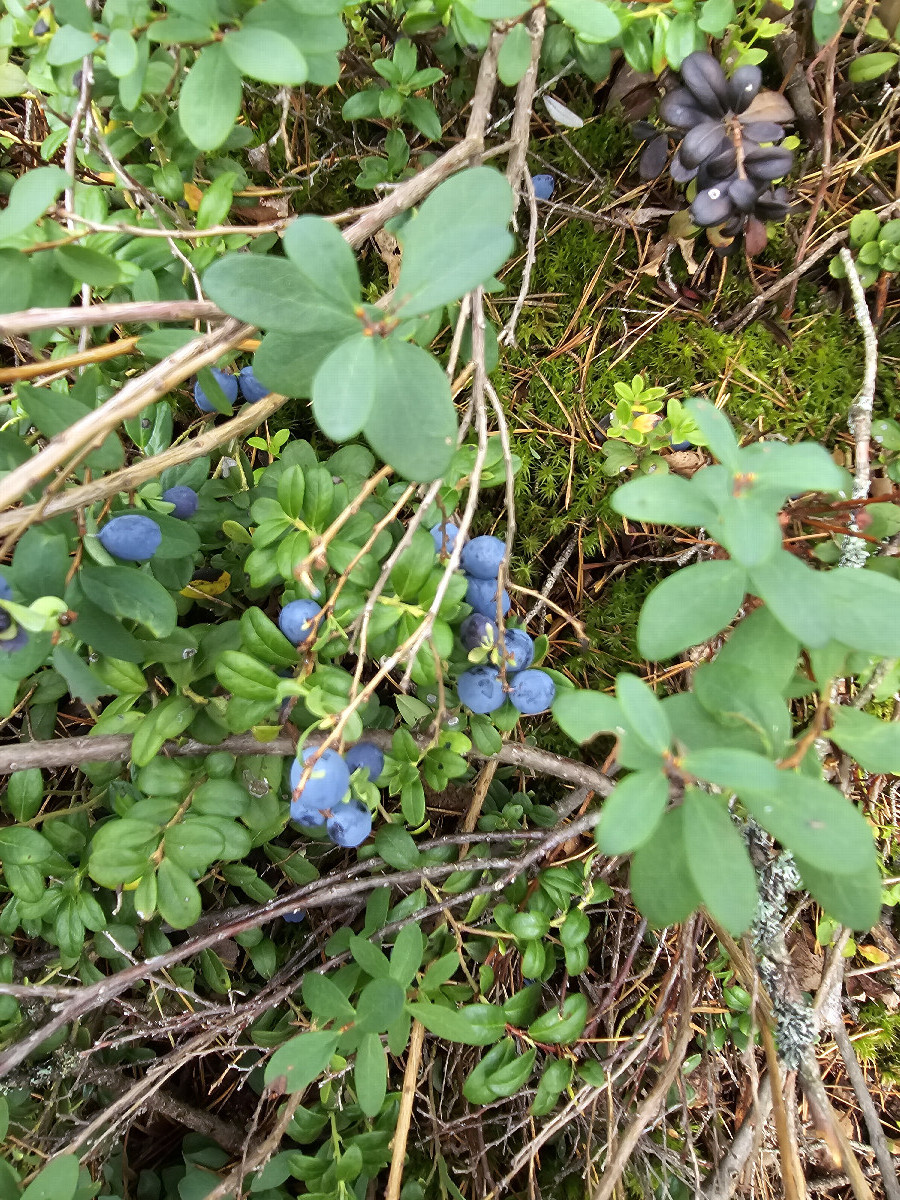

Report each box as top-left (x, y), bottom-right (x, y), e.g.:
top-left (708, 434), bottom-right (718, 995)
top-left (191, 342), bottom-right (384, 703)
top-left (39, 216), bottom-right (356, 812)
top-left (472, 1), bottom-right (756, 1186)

top-left (0, 62), bottom-right (29, 98)
top-left (630, 808), bottom-right (702, 927)
top-left (390, 923), bottom-right (425, 986)
top-left (47, 24), bottom-right (97, 64)
top-left (164, 822), bottom-right (224, 874)
top-left (203, 253), bottom-right (358, 334)
top-left (156, 857), bottom-right (202, 929)
top-left (748, 551), bottom-right (831, 648)
top-left (363, 338), bottom-right (457, 481)
top-left (692, 661), bottom-right (791, 756)
top-left (394, 167), bottom-right (514, 318)
top-left (51, 645), bottom-right (106, 704)
top-left (595, 769), bottom-right (669, 855)
top-left (282, 215), bottom-right (362, 308)
top-left (738, 440), bottom-right (850, 501)
top-left (530, 1058), bottom-right (573, 1116)
top-left (302, 972), bottom-right (357, 1023)
top-left (311, 334), bottom-right (377, 441)
top-left (552, 688), bottom-right (624, 743)
top-left (822, 567), bottom-right (900, 657)
top-left (356, 977), bottom-right (406, 1033)
top-left (178, 44), bottom-right (243, 152)
top-left (105, 27), bottom-right (139, 77)
top-left (685, 398), bottom-right (741, 469)
top-left (615, 673), bottom-right (670, 753)
top-left (829, 707), bottom-right (900, 774)
top-left (88, 818), bottom-right (158, 887)
top-left (17, 383), bottom-right (123, 474)
top-left (374, 823), bottom-right (420, 869)
top-left (403, 96), bottom-right (443, 142)
top-left (223, 27), bottom-right (308, 84)
top-left (80, 563), bottom-right (176, 638)
top-left (264, 1029), bottom-right (340, 1093)
top-left (56, 245), bottom-right (124, 289)
top-left (0, 166), bottom-right (68, 242)
top-left (548, 0), bottom-right (621, 40)
top-left (682, 787), bottom-right (757, 934)
top-left (712, 496), bottom-right (782, 568)
top-left (849, 52), bottom-right (899, 82)
top-left (637, 559), bottom-right (748, 660)
top-left (354, 1032), bottom-right (388, 1117)
top-left (527, 993), bottom-right (588, 1044)
top-left (714, 605), bottom-right (799, 695)
top-left (0, 824), bottom-right (53, 866)
top-left (610, 473), bottom-right (717, 527)
top-left (850, 210), bottom-right (882, 246)
top-left (21, 1154), bottom-right (80, 1200)
top-left (795, 854), bottom-right (881, 930)
top-left (349, 932), bottom-right (392, 978)
top-left (130, 695), bottom-right (196, 767)
top-left (698, 0), bottom-right (736, 34)
top-left (406, 1000), bottom-right (507, 1045)
top-left (216, 651), bottom-right (278, 702)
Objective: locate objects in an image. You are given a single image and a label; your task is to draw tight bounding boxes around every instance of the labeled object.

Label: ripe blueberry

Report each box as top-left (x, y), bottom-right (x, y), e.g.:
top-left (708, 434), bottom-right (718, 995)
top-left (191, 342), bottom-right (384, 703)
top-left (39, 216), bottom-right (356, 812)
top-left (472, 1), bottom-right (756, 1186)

top-left (532, 174), bottom-right (556, 200)
top-left (466, 576), bottom-right (510, 618)
top-left (283, 909), bottom-right (306, 923)
top-left (193, 368), bottom-right (239, 413)
top-left (457, 665), bottom-right (506, 714)
top-left (289, 746), bottom-right (350, 820)
top-left (461, 535), bottom-right (506, 579)
top-left (0, 574), bottom-right (12, 602)
top-left (326, 798), bottom-right (372, 848)
top-left (0, 622), bottom-right (28, 654)
top-left (161, 485), bottom-right (199, 520)
top-left (344, 741), bottom-right (384, 781)
top-left (98, 514), bottom-right (162, 561)
top-left (459, 612), bottom-right (498, 653)
top-left (496, 627), bottom-right (534, 672)
top-left (238, 365), bottom-right (270, 404)
top-left (509, 669), bottom-right (556, 715)
top-left (430, 521), bottom-right (461, 556)
top-left (279, 598), bottom-right (322, 645)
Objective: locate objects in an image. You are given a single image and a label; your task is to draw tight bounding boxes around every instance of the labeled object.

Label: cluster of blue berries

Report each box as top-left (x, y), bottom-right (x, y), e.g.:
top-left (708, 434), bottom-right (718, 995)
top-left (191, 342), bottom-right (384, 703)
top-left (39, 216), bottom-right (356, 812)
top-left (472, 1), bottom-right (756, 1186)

top-left (289, 741), bottom-right (382, 848)
top-left (194, 365), bottom-right (270, 413)
top-left (430, 522), bottom-right (556, 717)
top-left (97, 480), bottom-right (199, 562)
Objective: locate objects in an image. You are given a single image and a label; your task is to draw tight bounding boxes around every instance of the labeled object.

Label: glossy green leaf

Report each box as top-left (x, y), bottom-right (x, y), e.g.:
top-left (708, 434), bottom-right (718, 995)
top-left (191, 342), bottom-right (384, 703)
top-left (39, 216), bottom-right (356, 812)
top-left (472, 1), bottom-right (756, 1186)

top-left (302, 972), bottom-right (356, 1023)
top-left (156, 858), bottom-right (202, 929)
top-left (497, 22), bottom-right (533, 86)
top-left (548, 0), bottom-right (620, 40)
top-left (552, 688), bottom-right (624, 743)
top-left (390, 923), bottom-right (425, 986)
top-left (527, 993), bottom-right (588, 1044)
top-left (264, 1029), bottom-right (340, 1093)
top-left (204, 253), bottom-right (358, 333)
top-left (406, 1000), bottom-right (507, 1045)
top-left (223, 27), bottom-right (308, 84)
top-left (80, 563), bottom-right (176, 638)
top-left (21, 1154), bottom-right (80, 1200)
top-left (356, 977), bottom-right (406, 1033)
top-left (282, 214), bottom-right (362, 308)
top-left (354, 1032), bottom-right (388, 1117)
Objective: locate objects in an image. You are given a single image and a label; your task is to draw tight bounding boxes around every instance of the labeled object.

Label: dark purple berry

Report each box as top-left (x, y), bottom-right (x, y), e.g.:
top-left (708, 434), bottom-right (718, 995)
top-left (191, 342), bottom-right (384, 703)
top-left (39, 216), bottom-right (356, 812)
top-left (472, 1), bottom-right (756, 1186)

top-left (161, 485), bottom-right (198, 520)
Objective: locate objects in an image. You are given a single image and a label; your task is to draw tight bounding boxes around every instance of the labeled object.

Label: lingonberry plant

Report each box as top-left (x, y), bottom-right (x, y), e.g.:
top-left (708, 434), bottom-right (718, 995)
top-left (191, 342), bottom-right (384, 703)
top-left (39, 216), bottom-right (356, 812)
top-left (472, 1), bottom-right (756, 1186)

top-left (0, 0), bottom-right (898, 1197)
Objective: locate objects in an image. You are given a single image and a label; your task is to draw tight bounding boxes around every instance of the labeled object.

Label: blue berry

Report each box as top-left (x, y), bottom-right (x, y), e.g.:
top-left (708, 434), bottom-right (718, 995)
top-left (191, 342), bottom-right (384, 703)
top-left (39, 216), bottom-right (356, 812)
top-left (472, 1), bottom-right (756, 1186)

top-left (193, 368), bottom-right (238, 413)
top-left (457, 665), bottom-right (506, 714)
top-left (460, 612), bottom-right (498, 652)
top-left (283, 909), bottom-right (306, 923)
top-left (238, 364), bottom-right (270, 404)
top-left (98, 514), bottom-right (162, 562)
top-left (279, 599), bottom-right (322, 645)
top-left (532, 174), bottom-right (556, 200)
top-left (466, 576), bottom-right (510, 619)
top-left (289, 746), bottom-right (350, 820)
top-left (669, 437), bottom-right (693, 451)
top-left (326, 798), bottom-right (372, 848)
top-left (461, 535), bottom-right (506, 579)
top-left (509, 669), bottom-right (556, 715)
top-left (344, 741), bottom-right (384, 780)
top-left (430, 521), bottom-right (461, 556)
top-left (0, 575), bottom-right (12, 602)
top-left (161, 485), bottom-right (198, 520)
top-left (496, 627), bottom-right (534, 672)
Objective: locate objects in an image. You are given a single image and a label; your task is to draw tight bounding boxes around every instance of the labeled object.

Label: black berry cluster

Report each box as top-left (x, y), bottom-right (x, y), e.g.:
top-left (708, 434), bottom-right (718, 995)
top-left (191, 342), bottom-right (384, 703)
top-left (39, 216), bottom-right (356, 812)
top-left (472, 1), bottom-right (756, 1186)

top-left (636, 53), bottom-right (795, 254)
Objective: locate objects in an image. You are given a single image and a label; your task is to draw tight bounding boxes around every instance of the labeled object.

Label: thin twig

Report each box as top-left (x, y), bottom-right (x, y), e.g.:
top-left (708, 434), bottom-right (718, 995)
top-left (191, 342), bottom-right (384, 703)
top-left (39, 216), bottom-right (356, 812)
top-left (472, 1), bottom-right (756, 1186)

top-left (0, 299), bottom-right (226, 337)
top-left (385, 1019), bottom-right (425, 1200)
top-left (830, 1021), bottom-right (900, 1200)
